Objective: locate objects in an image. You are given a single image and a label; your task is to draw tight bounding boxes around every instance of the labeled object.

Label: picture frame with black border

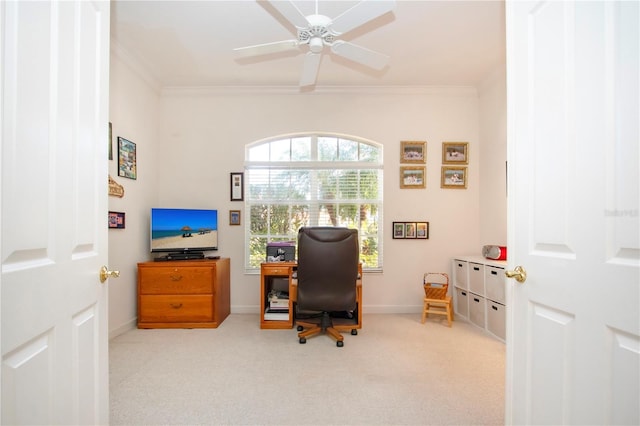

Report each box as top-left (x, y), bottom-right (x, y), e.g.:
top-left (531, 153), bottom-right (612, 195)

top-left (392, 222), bottom-right (405, 239)
top-left (108, 211), bottom-right (125, 229)
top-left (230, 172), bottom-right (244, 201)
top-left (416, 222), bottom-right (429, 239)
top-left (405, 222), bottom-right (417, 238)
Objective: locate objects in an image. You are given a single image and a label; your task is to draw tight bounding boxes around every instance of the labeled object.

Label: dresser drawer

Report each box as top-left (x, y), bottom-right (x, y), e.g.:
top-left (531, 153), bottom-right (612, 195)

top-left (139, 266), bottom-right (213, 294)
top-left (139, 295), bottom-right (214, 322)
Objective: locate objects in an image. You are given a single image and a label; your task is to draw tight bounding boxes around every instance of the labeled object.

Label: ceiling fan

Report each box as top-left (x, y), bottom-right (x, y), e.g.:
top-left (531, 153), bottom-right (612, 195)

top-left (234, 0), bottom-right (396, 87)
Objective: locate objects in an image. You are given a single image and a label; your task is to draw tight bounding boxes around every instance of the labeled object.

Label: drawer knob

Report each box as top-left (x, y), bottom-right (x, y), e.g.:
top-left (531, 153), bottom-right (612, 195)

top-left (170, 274), bottom-right (183, 281)
top-left (170, 303), bottom-right (183, 309)
top-left (505, 265), bottom-right (527, 283)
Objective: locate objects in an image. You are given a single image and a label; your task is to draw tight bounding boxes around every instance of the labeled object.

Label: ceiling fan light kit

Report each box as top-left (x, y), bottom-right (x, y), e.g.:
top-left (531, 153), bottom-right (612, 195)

top-left (234, 0), bottom-right (396, 87)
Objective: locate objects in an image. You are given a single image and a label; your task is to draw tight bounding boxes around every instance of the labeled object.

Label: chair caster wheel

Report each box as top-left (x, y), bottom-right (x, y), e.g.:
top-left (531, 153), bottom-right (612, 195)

top-left (299, 337), bottom-right (306, 344)
top-left (351, 329), bottom-right (358, 335)
top-left (297, 325), bottom-right (303, 331)
top-left (337, 341), bottom-right (344, 347)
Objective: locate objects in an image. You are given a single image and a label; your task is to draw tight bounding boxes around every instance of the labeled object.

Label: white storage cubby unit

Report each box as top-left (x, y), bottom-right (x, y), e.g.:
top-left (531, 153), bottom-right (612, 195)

top-left (452, 256), bottom-right (507, 341)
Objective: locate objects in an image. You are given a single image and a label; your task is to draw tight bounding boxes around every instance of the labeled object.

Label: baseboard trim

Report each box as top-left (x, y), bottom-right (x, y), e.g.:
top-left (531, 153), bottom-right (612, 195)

top-left (230, 305), bottom-right (424, 315)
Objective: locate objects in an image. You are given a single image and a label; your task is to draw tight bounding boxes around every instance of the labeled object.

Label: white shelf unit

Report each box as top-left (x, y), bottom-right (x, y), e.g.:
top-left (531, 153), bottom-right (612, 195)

top-left (452, 256), bottom-right (507, 341)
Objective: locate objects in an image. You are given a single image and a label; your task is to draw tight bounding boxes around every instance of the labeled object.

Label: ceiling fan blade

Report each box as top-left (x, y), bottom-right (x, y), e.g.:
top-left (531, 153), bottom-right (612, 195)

top-left (330, 40), bottom-right (389, 70)
top-left (234, 40), bottom-right (300, 57)
top-left (330, 0), bottom-right (396, 35)
top-left (299, 52), bottom-right (322, 87)
top-left (266, 0), bottom-right (309, 29)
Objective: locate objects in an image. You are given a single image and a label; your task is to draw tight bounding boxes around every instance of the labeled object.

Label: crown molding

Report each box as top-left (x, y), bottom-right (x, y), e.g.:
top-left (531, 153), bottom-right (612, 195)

top-left (110, 38), bottom-right (162, 93)
top-left (160, 85), bottom-right (478, 98)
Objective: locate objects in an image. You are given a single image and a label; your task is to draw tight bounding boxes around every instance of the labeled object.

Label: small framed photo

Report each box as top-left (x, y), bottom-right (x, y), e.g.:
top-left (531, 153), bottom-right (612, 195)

top-left (442, 142), bottom-right (469, 164)
top-left (117, 137), bottom-right (137, 179)
top-left (400, 166), bottom-right (426, 189)
top-left (405, 222), bottom-right (417, 238)
top-left (392, 222), bottom-right (405, 239)
top-left (229, 210), bottom-right (241, 226)
top-left (400, 141), bottom-right (426, 164)
top-left (441, 166), bottom-right (468, 189)
top-left (108, 211), bottom-right (125, 229)
top-left (416, 222), bottom-right (429, 239)
top-left (230, 172), bottom-right (244, 201)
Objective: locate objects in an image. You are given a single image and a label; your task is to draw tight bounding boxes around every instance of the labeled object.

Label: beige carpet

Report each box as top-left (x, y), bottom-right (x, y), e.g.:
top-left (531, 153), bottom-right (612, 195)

top-left (109, 314), bottom-right (505, 425)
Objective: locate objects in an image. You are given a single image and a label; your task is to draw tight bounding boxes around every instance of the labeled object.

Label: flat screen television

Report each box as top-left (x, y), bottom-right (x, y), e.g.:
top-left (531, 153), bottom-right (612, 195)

top-left (150, 208), bottom-right (218, 254)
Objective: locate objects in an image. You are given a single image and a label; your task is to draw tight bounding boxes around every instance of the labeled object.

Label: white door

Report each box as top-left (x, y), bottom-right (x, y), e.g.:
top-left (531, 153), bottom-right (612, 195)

top-left (506, 1), bottom-right (639, 424)
top-left (1, 1), bottom-right (111, 424)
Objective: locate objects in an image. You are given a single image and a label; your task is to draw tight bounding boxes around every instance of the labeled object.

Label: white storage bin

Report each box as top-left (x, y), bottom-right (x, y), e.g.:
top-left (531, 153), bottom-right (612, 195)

top-left (486, 300), bottom-right (506, 341)
top-left (454, 287), bottom-right (469, 319)
top-left (453, 260), bottom-right (468, 289)
top-left (469, 263), bottom-right (484, 294)
top-left (485, 265), bottom-right (506, 304)
top-left (469, 292), bottom-right (485, 328)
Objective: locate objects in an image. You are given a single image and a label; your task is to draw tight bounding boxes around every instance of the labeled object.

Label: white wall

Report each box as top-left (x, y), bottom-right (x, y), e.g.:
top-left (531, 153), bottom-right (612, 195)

top-left (478, 66), bottom-right (508, 246)
top-left (156, 87), bottom-right (483, 314)
top-left (108, 52), bottom-right (161, 337)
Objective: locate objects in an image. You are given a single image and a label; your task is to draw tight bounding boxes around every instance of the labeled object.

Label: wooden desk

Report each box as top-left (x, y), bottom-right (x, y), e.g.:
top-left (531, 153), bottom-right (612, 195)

top-left (260, 262), bottom-right (296, 329)
top-left (259, 262), bottom-right (362, 330)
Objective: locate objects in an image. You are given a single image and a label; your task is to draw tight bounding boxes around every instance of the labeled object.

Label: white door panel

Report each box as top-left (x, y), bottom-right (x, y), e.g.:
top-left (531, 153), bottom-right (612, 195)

top-left (1, 1), bottom-right (110, 424)
top-left (506, 1), bottom-right (639, 424)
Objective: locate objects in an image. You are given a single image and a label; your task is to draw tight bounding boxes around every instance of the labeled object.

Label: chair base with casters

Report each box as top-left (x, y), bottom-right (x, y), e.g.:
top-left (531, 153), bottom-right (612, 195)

top-left (296, 312), bottom-right (358, 347)
top-left (291, 261), bottom-right (363, 347)
top-left (421, 272), bottom-right (453, 327)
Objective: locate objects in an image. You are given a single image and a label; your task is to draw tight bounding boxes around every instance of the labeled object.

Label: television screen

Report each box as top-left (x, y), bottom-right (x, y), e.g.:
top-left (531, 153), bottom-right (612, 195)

top-left (150, 208), bottom-right (218, 253)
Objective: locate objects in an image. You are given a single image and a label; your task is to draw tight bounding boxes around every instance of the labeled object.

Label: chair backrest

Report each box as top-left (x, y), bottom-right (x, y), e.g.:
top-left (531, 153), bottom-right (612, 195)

top-left (423, 272), bottom-right (449, 300)
top-left (296, 227), bottom-right (359, 312)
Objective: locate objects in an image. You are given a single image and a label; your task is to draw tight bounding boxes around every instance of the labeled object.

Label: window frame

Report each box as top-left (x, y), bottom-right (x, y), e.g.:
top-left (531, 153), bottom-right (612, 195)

top-left (244, 133), bottom-right (384, 273)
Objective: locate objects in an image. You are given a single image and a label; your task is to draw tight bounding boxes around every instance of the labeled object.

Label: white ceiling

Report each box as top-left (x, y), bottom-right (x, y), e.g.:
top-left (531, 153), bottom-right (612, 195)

top-left (111, 0), bottom-right (506, 89)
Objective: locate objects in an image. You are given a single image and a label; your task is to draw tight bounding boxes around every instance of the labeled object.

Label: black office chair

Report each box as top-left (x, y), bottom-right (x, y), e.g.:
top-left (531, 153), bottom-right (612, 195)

top-left (293, 226), bottom-right (360, 347)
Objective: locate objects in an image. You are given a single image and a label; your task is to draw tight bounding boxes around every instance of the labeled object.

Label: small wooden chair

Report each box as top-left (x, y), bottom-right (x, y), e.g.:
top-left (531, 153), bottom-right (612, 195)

top-left (421, 272), bottom-right (453, 327)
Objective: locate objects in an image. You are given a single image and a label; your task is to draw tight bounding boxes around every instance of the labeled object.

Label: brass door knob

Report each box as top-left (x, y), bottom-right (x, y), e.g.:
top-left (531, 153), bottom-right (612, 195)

top-left (99, 265), bottom-right (120, 283)
top-left (505, 265), bottom-right (527, 283)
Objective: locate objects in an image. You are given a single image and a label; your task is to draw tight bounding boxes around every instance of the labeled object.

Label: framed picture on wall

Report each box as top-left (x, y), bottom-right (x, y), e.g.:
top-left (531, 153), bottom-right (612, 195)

top-left (108, 211), bottom-right (125, 229)
top-left (229, 210), bottom-right (241, 225)
top-left (400, 141), bottom-right (426, 164)
top-left (400, 166), bottom-right (426, 189)
top-left (441, 166), bottom-right (468, 189)
top-left (393, 222), bottom-right (429, 239)
top-left (117, 137), bottom-right (137, 179)
top-left (442, 142), bottom-right (469, 164)
top-left (393, 222), bottom-right (406, 239)
top-left (230, 172), bottom-right (244, 201)
top-left (416, 222), bottom-right (429, 239)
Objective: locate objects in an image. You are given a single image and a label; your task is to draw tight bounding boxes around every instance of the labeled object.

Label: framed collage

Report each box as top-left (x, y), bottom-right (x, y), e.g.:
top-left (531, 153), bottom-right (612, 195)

top-left (392, 222), bottom-right (429, 239)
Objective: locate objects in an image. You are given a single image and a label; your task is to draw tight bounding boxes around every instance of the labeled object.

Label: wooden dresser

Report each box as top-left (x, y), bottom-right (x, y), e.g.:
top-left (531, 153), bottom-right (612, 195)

top-left (137, 258), bottom-right (230, 328)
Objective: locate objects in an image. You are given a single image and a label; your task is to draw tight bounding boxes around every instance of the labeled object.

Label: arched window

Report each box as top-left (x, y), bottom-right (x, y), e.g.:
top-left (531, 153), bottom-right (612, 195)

top-left (244, 133), bottom-right (383, 271)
